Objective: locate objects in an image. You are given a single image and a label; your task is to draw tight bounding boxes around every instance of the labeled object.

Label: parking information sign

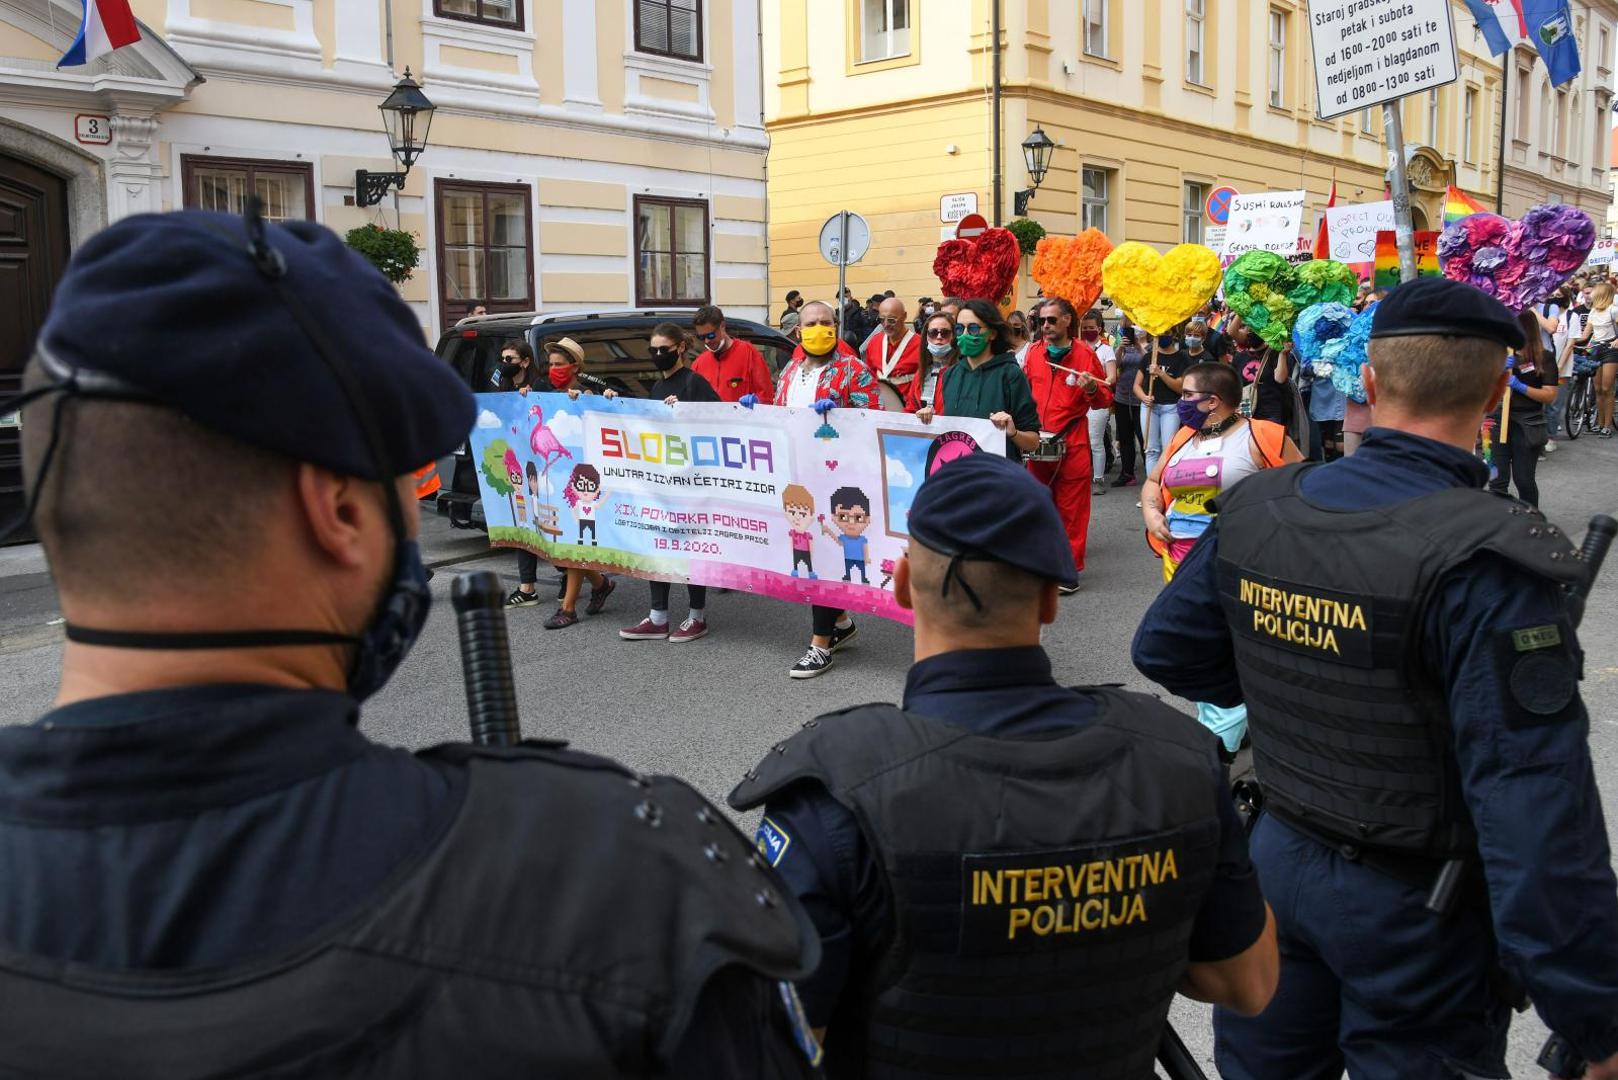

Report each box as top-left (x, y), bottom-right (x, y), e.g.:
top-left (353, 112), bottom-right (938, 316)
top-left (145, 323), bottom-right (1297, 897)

top-left (1307, 0), bottom-right (1458, 121)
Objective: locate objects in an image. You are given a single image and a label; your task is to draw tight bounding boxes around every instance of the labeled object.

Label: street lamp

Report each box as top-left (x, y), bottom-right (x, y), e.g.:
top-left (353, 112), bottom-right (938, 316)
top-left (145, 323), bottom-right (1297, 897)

top-left (356, 68), bottom-right (436, 208)
top-left (1013, 126), bottom-right (1056, 217)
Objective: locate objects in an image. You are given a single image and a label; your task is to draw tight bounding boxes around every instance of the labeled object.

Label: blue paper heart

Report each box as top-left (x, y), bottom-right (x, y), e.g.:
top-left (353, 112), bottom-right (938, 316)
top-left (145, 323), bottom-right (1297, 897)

top-left (1293, 301), bottom-right (1376, 404)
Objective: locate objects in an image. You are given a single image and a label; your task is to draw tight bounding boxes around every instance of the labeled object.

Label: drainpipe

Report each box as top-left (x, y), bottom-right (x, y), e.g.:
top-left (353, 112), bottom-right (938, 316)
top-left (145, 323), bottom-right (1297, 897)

top-left (991, 0), bottom-right (1002, 226)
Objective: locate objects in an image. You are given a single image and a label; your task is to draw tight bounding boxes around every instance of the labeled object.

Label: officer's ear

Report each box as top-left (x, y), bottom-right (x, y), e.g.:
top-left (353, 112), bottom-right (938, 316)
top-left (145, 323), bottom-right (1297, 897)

top-left (1363, 365), bottom-right (1378, 407)
top-left (1038, 581), bottom-right (1060, 626)
top-left (894, 553), bottom-right (914, 611)
top-left (1484, 369), bottom-right (1510, 415)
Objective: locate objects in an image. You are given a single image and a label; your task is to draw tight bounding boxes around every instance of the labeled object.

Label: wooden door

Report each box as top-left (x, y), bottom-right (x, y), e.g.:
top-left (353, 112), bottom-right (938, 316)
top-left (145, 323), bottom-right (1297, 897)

top-left (0, 155), bottom-right (71, 541)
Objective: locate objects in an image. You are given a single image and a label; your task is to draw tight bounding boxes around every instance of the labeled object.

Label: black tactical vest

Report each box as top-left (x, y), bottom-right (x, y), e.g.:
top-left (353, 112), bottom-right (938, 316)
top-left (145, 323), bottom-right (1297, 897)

top-left (1214, 465), bottom-right (1585, 858)
top-left (0, 742), bottom-right (819, 1079)
top-left (730, 690), bottom-right (1225, 1080)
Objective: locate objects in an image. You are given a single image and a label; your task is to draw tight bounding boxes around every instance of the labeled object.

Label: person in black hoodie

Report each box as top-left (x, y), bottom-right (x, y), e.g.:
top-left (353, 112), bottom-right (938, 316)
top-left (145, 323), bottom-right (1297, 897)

top-left (498, 340), bottom-right (562, 609)
top-left (620, 323), bottom-right (721, 644)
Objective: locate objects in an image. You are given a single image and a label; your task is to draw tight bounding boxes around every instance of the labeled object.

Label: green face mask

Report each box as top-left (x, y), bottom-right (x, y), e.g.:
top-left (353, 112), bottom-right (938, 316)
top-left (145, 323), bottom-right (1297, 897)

top-left (957, 329), bottom-right (988, 358)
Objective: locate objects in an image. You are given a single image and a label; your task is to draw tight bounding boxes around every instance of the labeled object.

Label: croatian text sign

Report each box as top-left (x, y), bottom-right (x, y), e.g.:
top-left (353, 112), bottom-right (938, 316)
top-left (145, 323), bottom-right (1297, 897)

top-left (1223, 191), bottom-right (1307, 256)
top-left (468, 394), bottom-right (1005, 623)
top-left (1326, 200), bottom-right (1396, 263)
top-left (1307, 0), bottom-right (1459, 121)
top-left (1588, 238), bottom-right (1616, 268)
top-left (1373, 229), bottom-right (1442, 288)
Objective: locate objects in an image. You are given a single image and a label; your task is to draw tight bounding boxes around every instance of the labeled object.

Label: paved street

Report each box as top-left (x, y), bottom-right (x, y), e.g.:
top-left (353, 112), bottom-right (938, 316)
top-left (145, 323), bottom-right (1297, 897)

top-left (3, 433), bottom-right (1617, 1076)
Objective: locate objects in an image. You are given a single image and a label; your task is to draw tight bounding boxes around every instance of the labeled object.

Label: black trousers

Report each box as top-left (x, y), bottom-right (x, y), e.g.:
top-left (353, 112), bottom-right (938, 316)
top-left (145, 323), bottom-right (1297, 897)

top-left (811, 605), bottom-right (842, 637)
top-left (517, 549), bottom-right (539, 585)
top-left (650, 581), bottom-right (708, 612)
top-left (1489, 420), bottom-right (1546, 508)
top-left (1114, 401), bottom-right (1141, 479)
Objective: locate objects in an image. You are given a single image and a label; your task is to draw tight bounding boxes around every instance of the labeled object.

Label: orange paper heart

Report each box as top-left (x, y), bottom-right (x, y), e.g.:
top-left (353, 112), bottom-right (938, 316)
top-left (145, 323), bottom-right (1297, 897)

top-left (1030, 229), bottom-right (1113, 315)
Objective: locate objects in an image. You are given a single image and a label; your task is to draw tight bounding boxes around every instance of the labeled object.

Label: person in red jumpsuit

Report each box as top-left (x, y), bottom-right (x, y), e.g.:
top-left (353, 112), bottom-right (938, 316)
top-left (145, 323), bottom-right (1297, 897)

top-left (1024, 297), bottom-right (1112, 590)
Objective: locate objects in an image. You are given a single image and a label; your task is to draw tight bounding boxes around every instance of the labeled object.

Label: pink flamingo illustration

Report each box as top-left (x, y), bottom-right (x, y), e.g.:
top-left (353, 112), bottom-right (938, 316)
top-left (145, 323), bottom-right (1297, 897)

top-left (527, 404), bottom-right (574, 538)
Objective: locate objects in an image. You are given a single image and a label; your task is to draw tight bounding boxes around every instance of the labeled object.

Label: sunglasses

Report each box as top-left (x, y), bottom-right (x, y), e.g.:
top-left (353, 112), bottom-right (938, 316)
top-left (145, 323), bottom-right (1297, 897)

top-left (698, 330), bottom-right (720, 341)
top-left (501, 354), bottom-right (519, 362)
top-left (1039, 315), bottom-right (1063, 326)
top-left (926, 328), bottom-right (954, 340)
top-left (956, 323), bottom-right (984, 334)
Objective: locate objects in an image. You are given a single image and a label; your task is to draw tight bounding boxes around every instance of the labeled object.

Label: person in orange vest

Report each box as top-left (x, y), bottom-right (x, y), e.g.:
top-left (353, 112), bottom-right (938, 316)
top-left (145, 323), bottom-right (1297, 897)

top-left (1023, 297), bottom-right (1113, 591)
top-left (860, 297), bottom-right (921, 412)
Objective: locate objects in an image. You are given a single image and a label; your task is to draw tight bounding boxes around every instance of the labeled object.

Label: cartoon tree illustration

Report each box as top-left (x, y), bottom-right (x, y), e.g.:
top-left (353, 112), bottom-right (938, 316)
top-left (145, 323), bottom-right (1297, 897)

top-left (480, 438), bottom-right (517, 522)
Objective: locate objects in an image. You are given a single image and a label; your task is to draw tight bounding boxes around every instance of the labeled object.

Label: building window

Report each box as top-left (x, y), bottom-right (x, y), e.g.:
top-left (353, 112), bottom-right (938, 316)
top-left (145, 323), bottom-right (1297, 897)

top-left (1597, 107), bottom-right (1608, 176)
top-left (858, 0), bottom-right (910, 63)
top-left (1358, 106), bottom-right (1374, 134)
top-left (1083, 0), bottom-right (1108, 59)
top-left (1082, 167), bottom-right (1111, 235)
top-left (1183, 181), bottom-right (1207, 244)
top-left (635, 0), bottom-right (702, 62)
top-left (182, 155), bottom-right (313, 222)
top-left (433, 0), bottom-right (521, 30)
top-left (635, 195), bottom-right (709, 306)
top-left (1516, 67), bottom-right (1531, 138)
top-left (1463, 87), bottom-right (1478, 162)
top-left (1601, 26), bottom-right (1611, 73)
top-left (436, 181), bottom-right (532, 326)
top-left (1557, 88), bottom-right (1569, 157)
top-left (1268, 9), bottom-right (1286, 108)
top-left (1427, 88), bottom-right (1440, 143)
top-left (1185, 0), bottom-right (1205, 85)
top-left (1570, 100), bottom-right (1582, 163)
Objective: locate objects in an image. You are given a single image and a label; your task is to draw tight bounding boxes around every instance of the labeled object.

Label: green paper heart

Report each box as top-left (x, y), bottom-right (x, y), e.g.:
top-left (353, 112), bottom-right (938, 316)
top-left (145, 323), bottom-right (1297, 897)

top-left (1223, 253), bottom-right (1356, 350)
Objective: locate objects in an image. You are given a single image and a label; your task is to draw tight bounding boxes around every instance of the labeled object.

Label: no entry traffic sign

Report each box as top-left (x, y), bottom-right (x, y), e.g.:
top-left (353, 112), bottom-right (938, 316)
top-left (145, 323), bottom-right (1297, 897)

top-left (956, 213), bottom-right (989, 239)
top-left (1206, 186), bottom-right (1238, 227)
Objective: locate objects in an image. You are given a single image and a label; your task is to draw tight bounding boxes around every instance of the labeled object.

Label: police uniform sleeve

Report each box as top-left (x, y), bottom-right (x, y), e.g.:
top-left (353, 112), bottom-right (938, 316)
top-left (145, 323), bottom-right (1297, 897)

top-left (754, 786), bottom-right (885, 1029)
top-left (1186, 760), bottom-right (1270, 962)
top-left (1131, 526), bottom-right (1245, 708)
top-left (1429, 553), bottom-right (1618, 1062)
top-left (665, 966), bottom-right (823, 1077)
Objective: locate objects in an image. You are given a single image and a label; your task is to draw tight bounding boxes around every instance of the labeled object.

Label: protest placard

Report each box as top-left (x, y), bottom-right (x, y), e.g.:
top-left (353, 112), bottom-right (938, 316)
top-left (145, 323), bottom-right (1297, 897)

top-left (1373, 229), bottom-right (1442, 288)
top-left (1223, 191), bottom-right (1307, 256)
top-left (1327, 200), bottom-right (1396, 264)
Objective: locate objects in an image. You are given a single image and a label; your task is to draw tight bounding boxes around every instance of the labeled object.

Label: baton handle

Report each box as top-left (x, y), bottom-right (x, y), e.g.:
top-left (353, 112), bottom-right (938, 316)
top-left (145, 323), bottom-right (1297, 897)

top-left (1539, 1033), bottom-right (1587, 1078)
top-left (1157, 1023), bottom-right (1210, 1080)
top-left (1568, 515), bottom-right (1618, 630)
top-left (451, 570), bottom-right (522, 746)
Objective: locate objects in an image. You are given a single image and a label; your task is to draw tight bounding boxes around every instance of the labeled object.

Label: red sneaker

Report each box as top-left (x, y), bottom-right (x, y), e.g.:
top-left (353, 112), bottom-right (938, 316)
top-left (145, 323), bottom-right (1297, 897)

top-left (620, 617), bottom-right (669, 641)
top-left (669, 617), bottom-right (709, 644)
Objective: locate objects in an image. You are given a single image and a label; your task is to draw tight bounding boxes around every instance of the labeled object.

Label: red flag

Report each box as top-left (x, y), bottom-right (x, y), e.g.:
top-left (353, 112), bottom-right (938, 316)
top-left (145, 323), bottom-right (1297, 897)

top-left (1312, 180), bottom-right (1337, 260)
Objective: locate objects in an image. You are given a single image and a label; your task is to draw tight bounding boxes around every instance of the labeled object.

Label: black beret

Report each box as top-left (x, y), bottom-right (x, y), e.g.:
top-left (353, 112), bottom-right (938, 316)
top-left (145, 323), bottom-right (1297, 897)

top-left (908, 450), bottom-right (1078, 587)
top-left (1369, 278), bottom-right (1526, 351)
top-left (38, 210), bottom-right (475, 481)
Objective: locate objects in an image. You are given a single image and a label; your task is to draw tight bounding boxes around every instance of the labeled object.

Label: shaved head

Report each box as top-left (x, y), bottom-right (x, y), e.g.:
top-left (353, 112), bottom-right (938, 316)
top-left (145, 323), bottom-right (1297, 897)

top-left (800, 300), bottom-right (836, 325)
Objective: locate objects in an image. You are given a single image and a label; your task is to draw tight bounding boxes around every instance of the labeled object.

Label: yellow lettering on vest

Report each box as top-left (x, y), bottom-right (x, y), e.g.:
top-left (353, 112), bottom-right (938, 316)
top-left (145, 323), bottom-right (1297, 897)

top-left (1044, 865), bottom-right (1064, 901)
top-left (1024, 868), bottom-right (1043, 902)
top-left (1031, 905), bottom-right (1057, 936)
top-left (1125, 892), bottom-right (1147, 924)
top-left (1161, 848), bottom-right (1178, 881)
top-left (1056, 900), bottom-right (1076, 935)
top-left (1003, 868), bottom-right (1024, 903)
top-left (1103, 858), bottom-right (1124, 894)
top-left (1007, 906), bottom-right (1031, 940)
top-left (1065, 864), bottom-right (1085, 897)
top-left (1081, 898), bottom-right (1103, 930)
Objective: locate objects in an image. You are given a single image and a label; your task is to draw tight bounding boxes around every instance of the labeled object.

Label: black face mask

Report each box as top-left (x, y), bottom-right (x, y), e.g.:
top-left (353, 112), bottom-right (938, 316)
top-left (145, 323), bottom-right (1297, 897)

top-left (649, 347), bottom-right (679, 371)
top-left (500, 361), bottom-right (523, 379)
top-left (3, 202), bottom-right (429, 705)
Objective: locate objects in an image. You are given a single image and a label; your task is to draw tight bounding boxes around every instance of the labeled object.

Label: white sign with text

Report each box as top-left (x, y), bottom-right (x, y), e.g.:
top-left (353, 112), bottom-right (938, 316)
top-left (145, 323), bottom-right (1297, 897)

top-left (1223, 191), bottom-right (1307, 256)
top-left (1326, 200), bottom-right (1396, 263)
top-left (1307, 0), bottom-right (1459, 121)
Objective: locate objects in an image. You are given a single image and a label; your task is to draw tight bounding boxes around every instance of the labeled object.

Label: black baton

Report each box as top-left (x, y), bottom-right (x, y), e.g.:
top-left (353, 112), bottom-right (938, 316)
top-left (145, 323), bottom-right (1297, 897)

top-left (1157, 1023), bottom-right (1210, 1080)
top-left (451, 570), bottom-right (522, 746)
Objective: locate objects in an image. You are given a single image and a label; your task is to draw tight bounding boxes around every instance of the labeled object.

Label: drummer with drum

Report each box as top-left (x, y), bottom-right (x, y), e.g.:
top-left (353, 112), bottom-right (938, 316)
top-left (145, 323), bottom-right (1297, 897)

top-left (1024, 297), bottom-right (1114, 591)
top-left (861, 296), bottom-right (923, 412)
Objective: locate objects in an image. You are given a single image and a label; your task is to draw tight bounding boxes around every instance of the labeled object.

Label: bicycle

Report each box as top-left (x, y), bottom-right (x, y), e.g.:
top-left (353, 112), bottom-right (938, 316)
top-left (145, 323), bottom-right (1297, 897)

top-left (1564, 348), bottom-right (1599, 439)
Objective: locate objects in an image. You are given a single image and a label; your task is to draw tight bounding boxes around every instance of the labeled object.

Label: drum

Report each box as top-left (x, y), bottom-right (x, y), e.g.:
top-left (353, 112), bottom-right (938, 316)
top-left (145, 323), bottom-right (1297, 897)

top-left (876, 380), bottom-right (907, 414)
top-left (1026, 431), bottom-right (1066, 462)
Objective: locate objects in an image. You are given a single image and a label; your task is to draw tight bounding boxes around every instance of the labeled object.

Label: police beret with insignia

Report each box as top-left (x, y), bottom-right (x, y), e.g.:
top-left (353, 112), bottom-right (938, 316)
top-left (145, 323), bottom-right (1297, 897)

top-left (908, 451), bottom-right (1079, 588)
top-left (1369, 278), bottom-right (1526, 351)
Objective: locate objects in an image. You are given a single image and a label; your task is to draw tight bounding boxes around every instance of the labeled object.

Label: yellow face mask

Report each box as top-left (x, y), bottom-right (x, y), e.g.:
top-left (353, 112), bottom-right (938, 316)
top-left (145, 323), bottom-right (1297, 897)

top-left (800, 325), bottom-right (838, 356)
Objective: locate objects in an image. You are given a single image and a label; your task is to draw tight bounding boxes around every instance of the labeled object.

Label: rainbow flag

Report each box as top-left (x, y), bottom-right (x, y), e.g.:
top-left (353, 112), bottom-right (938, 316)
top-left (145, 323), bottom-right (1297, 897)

top-left (1443, 185), bottom-right (1487, 225)
top-left (1374, 231), bottom-right (1443, 289)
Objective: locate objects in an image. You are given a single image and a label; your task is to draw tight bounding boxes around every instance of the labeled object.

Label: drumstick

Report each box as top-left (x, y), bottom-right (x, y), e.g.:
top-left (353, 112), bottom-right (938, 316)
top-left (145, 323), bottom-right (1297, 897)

top-left (1500, 373), bottom-right (1511, 444)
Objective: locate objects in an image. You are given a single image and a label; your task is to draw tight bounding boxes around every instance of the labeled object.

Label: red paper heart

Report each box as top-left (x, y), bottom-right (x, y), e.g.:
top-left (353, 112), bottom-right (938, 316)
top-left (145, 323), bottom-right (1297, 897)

top-left (934, 227), bottom-right (1021, 302)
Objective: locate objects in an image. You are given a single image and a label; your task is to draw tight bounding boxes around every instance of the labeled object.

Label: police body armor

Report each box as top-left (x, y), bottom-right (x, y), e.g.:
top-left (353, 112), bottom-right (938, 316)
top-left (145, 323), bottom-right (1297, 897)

top-left (0, 743), bottom-right (818, 1079)
top-left (1214, 465), bottom-right (1585, 860)
top-left (730, 690), bottom-right (1225, 1080)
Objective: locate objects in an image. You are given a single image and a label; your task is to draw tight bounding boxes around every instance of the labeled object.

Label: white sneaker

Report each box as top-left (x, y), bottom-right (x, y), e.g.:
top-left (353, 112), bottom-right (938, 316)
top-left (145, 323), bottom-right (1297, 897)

top-left (1544, 439), bottom-right (1558, 454)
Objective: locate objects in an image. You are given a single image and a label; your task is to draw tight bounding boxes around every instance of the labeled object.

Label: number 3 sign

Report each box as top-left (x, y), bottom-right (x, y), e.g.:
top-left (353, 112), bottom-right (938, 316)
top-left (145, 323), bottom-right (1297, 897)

top-left (74, 114), bottom-right (112, 146)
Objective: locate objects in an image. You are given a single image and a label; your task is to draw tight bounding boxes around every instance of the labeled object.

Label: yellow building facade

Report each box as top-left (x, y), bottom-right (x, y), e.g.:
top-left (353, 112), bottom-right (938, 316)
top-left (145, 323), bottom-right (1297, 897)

top-left (764, 0), bottom-right (1618, 311)
top-left (0, 0), bottom-right (772, 342)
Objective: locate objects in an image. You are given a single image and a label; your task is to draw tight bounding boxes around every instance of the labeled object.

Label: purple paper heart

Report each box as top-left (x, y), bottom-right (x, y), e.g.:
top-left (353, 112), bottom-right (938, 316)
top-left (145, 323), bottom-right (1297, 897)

top-left (1438, 204), bottom-right (1595, 312)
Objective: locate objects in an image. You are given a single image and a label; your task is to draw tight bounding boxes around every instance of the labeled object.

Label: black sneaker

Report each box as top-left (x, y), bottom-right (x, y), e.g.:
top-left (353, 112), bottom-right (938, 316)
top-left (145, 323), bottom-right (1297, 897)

top-left (506, 588), bottom-right (540, 608)
top-left (828, 622), bottom-right (858, 652)
top-left (1059, 582), bottom-right (1082, 596)
top-left (790, 645), bottom-right (834, 679)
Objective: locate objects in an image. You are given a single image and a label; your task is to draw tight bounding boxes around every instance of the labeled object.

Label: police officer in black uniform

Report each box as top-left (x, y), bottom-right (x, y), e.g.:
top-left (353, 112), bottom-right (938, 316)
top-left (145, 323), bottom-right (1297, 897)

top-left (1133, 277), bottom-right (1618, 1079)
top-left (0, 209), bottom-right (821, 1078)
top-left (731, 451), bottom-right (1279, 1078)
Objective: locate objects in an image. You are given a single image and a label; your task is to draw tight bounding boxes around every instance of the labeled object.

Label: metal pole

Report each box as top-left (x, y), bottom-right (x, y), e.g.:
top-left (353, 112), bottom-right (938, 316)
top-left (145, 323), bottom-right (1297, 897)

top-left (991, 0), bottom-right (1003, 227)
top-left (837, 211), bottom-right (848, 342)
top-left (1496, 56), bottom-right (1510, 213)
top-left (1384, 101), bottom-right (1418, 284)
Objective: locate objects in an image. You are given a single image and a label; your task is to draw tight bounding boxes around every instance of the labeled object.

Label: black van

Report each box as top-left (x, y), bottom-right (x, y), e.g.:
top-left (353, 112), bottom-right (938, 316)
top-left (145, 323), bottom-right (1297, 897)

top-left (432, 308), bottom-right (794, 528)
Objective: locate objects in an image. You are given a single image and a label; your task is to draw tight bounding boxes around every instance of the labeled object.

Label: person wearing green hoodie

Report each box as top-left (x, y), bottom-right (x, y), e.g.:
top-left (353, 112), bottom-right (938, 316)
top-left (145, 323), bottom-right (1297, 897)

top-left (931, 299), bottom-right (1041, 461)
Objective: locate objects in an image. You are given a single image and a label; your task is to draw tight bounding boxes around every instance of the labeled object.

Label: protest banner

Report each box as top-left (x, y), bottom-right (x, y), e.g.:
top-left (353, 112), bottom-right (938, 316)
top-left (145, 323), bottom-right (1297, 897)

top-left (468, 393), bottom-right (1006, 624)
top-left (1589, 238), bottom-right (1616, 268)
top-left (1373, 229), bottom-right (1441, 288)
top-left (1326, 200), bottom-right (1395, 264)
top-left (1222, 191), bottom-right (1306, 256)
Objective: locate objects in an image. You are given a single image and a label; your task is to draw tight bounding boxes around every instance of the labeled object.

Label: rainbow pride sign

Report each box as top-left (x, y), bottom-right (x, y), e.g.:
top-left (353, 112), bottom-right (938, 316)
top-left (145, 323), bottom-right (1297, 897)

top-left (467, 393), bottom-right (1005, 623)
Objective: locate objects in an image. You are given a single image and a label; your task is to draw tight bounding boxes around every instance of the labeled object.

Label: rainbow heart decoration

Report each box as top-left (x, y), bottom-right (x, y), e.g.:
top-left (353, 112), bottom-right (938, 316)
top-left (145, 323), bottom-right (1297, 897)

top-left (934, 227), bottom-right (1022, 302)
top-left (1030, 229), bottom-right (1114, 315)
top-left (1101, 242), bottom-right (1222, 336)
top-left (1293, 301), bottom-right (1377, 404)
top-left (1437, 204), bottom-right (1595, 313)
top-left (1222, 253), bottom-right (1358, 350)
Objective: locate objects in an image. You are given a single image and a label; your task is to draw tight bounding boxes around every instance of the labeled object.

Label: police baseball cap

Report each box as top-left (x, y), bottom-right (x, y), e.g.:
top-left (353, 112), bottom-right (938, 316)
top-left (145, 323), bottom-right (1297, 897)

top-left (908, 450), bottom-right (1079, 589)
top-left (34, 209), bottom-right (475, 481)
top-left (1369, 278), bottom-right (1526, 351)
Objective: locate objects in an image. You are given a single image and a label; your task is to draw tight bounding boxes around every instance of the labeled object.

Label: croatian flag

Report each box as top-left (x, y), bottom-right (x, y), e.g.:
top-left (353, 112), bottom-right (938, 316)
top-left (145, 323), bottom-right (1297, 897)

top-left (57, 0), bottom-right (142, 68)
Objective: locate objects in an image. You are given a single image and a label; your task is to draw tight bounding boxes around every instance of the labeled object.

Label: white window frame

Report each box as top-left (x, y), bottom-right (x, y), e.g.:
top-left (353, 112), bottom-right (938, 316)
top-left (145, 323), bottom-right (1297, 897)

top-left (1082, 167), bottom-right (1111, 235)
top-left (1268, 8), bottom-right (1286, 109)
top-left (858, 0), bottom-right (911, 64)
top-left (1185, 0), bottom-right (1205, 86)
top-left (1183, 181), bottom-right (1207, 244)
top-left (1083, 0), bottom-right (1108, 59)
top-left (1427, 88), bottom-right (1440, 143)
top-left (1463, 87), bottom-right (1477, 163)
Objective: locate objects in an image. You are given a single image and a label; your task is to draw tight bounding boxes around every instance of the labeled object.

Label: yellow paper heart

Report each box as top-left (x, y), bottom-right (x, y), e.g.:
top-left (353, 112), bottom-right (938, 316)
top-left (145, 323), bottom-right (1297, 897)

top-left (1101, 242), bottom-right (1223, 336)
